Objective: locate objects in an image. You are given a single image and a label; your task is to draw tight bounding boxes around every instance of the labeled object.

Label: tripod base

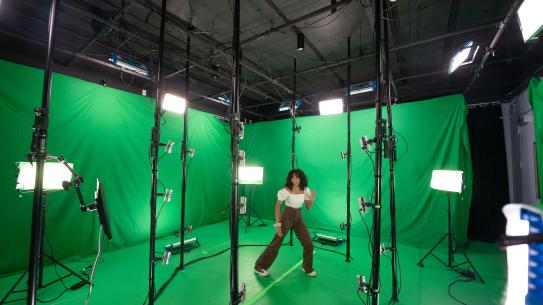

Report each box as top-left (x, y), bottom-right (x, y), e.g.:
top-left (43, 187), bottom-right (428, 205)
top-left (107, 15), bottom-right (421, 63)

top-left (1, 253), bottom-right (90, 304)
top-left (417, 234), bottom-right (484, 283)
top-left (240, 206), bottom-right (266, 233)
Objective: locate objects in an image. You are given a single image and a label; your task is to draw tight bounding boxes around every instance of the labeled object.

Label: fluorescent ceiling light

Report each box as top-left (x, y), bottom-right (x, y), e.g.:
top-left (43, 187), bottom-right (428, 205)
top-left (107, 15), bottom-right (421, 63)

top-left (349, 81), bottom-right (376, 95)
top-left (518, 0), bottom-right (543, 42)
top-left (430, 170), bottom-right (463, 193)
top-left (162, 93), bottom-right (186, 114)
top-left (448, 41), bottom-right (475, 74)
top-left (217, 94), bottom-right (230, 104)
top-left (319, 98), bottom-right (343, 116)
top-left (278, 99), bottom-right (301, 112)
top-left (239, 166), bottom-right (264, 185)
top-left (109, 53), bottom-right (149, 76)
top-left (16, 162), bottom-right (74, 191)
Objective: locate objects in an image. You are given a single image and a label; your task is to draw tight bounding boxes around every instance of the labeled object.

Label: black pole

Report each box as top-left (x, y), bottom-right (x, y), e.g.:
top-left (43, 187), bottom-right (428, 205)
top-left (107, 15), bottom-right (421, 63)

top-left (289, 57), bottom-right (297, 246)
top-left (370, 0), bottom-right (384, 304)
top-left (447, 192), bottom-right (453, 266)
top-left (346, 36), bottom-right (352, 263)
top-left (38, 194), bottom-right (47, 288)
top-left (382, 0), bottom-right (399, 301)
top-left (149, 0), bottom-right (168, 304)
top-left (179, 34), bottom-right (190, 270)
top-left (26, 1), bottom-right (58, 304)
top-left (230, 0), bottom-right (241, 303)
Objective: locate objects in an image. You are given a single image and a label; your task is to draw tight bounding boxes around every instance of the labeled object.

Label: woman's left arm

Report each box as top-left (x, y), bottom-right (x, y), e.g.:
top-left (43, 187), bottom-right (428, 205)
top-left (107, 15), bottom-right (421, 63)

top-left (305, 189), bottom-right (316, 210)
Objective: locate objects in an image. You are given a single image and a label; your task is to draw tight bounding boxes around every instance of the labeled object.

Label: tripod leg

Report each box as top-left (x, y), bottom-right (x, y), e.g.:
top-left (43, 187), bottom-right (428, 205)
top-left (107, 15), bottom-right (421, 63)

top-left (248, 207), bottom-right (266, 226)
top-left (44, 254), bottom-right (90, 284)
top-left (1, 272), bottom-right (27, 304)
top-left (461, 250), bottom-right (485, 283)
top-left (417, 234), bottom-right (448, 267)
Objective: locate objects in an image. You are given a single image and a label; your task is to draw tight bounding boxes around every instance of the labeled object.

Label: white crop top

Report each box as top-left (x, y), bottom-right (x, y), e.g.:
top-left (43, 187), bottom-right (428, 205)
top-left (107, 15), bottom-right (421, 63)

top-left (277, 187), bottom-right (311, 209)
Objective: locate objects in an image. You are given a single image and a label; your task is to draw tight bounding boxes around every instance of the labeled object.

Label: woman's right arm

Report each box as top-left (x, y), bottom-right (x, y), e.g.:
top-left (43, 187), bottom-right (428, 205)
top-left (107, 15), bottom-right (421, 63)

top-left (275, 200), bottom-right (283, 237)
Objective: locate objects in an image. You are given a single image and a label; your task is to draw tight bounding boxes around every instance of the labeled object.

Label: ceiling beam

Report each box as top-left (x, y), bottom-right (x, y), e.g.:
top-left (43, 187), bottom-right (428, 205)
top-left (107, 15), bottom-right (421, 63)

top-left (59, 1), bottom-right (281, 103)
top-left (64, 1), bottom-right (134, 67)
top-left (240, 0), bottom-right (353, 45)
top-left (465, 0), bottom-right (524, 93)
top-left (129, 0), bottom-right (304, 104)
top-left (235, 20), bottom-right (499, 107)
top-left (263, 0), bottom-right (344, 82)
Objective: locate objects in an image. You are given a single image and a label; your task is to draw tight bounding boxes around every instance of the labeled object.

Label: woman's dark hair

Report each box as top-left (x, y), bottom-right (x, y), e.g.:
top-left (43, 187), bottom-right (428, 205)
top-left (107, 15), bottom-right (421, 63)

top-left (284, 168), bottom-right (308, 190)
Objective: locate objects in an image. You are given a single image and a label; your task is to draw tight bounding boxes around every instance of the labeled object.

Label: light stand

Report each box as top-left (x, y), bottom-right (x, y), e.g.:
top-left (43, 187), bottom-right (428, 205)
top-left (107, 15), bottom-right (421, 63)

top-left (382, 1), bottom-right (399, 301)
top-left (370, 0), bottom-right (385, 304)
top-left (289, 57), bottom-right (301, 247)
top-left (239, 167), bottom-right (266, 233)
top-left (24, 1), bottom-right (58, 304)
top-left (416, 192), bottom-right (484, 283)
top-left (239, 196), bottom-right (266, 233)
top-left (1, 191), bottom-right (91, 305)
top-left (230, 0), bottom-right (245, 303)
top-left (3, 158), bottom-right (112, 304)
top-left (345, 36), bottom-right (352, 262)
top-left (179, 34), bottom-right (190, 271)
top-left (148, 1), bottom-right (168, 304)
top-left (357, 1), bottom-right (386, 304)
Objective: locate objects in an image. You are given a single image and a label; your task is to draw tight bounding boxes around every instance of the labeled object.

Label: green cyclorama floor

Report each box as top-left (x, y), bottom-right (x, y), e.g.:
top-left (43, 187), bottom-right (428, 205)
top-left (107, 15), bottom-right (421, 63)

top-left (0, 220), bottom-right (507, 305)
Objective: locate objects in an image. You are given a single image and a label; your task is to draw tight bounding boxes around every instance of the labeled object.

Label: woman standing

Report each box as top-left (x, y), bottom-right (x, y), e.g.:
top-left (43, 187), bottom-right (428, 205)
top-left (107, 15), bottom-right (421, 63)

top-left (254, 169), bottom-right (317, 277)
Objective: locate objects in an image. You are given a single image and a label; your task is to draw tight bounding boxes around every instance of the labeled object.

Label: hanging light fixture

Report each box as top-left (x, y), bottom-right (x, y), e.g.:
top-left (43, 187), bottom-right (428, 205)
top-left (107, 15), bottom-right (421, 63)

top-left (297, 32), bottom-right (304, 51)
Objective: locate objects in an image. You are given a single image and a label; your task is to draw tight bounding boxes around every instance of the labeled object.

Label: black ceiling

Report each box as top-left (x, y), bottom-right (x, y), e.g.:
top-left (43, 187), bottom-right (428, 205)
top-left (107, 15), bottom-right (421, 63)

top-left (1, 0), bottom-right (542, 121)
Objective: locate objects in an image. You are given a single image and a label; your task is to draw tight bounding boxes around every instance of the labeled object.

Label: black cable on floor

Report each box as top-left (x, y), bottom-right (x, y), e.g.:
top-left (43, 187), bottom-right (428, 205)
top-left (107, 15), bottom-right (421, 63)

top-left (313, 245), bottom-right (352, 259)
top-left (448, 277), bottom-right (473, 305)
top-left (36, 287), bottom-right (72, 303)
top-left (2, 297), bottom-right (27, 304)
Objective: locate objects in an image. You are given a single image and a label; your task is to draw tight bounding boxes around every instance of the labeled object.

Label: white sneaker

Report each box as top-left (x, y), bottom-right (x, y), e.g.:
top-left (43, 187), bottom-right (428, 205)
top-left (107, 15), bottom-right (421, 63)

top-left (254, 268), bottom-right (269, 277)
top-left (302, 268), bottom-right (317, 277)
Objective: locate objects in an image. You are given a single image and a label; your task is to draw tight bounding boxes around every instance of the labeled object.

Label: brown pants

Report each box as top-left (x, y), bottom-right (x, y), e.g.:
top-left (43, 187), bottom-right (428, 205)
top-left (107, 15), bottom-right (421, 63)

top-left (255, 206), bottom-right (314, 273)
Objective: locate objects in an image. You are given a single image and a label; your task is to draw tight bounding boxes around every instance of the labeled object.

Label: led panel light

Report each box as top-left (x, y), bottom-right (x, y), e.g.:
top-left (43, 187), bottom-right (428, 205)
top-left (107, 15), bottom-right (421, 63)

top-left (449, 41), bottom-right (475, 74)
top-left (430, 170), bottom-right (463, 193)
top-left (518, 0), bottom-right (543, 42)
top-left (16, 162), bottom-right (74, 191)
top-left (162, 93), bottom-right (186, 114)
top-left (239, 166), bottom-right (264, 185)
top-left (318, 98), bottom-right (343, 116)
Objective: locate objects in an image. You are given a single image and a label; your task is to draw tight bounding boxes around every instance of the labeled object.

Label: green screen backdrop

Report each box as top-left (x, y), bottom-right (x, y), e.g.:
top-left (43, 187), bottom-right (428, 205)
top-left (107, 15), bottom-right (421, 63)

top-left (244, 94), bottom-right (473, 250)
top-left (0, 60), bottom-right (231, 274)
top-left (529, 77), bottom-right (543, 200)
top-left (0, 59), bottom-right (474, 274)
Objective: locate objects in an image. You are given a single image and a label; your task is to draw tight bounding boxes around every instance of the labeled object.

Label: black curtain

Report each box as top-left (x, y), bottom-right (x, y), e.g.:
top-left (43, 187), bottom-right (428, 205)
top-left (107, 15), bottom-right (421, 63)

top-left (466, 104), bottom-right (509, 243)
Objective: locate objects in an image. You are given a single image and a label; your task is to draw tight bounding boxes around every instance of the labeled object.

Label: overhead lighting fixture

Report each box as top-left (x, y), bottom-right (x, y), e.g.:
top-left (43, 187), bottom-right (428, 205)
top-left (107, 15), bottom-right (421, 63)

top-left (109, 52), bottom-right (149, 76)
top-left (448, 41), bottom-right (479, 74)
top-left (217, 94), bottom-right (230, 104)
top-left (297, 32), bottom-right (304, 51)
top-left (278, 99), bottom-right (301, 112)
top-left (517, 0), bottom-right (543, 42)
top-left (162, 93), bottom-right (186, 114)
top-left (347, 81), bottom-right (376, 96)
top-left (319, 98), bottom-right (343, 116)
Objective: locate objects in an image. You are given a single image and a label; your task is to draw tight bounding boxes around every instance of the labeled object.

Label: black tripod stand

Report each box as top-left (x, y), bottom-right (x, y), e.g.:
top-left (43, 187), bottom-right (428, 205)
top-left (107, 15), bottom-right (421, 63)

top-left (1, 192), bottom-right (90, 304)
top-left (240, 202), bottom-right (266, 233)
top-left (417, 192), bottom-right (484, 283)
